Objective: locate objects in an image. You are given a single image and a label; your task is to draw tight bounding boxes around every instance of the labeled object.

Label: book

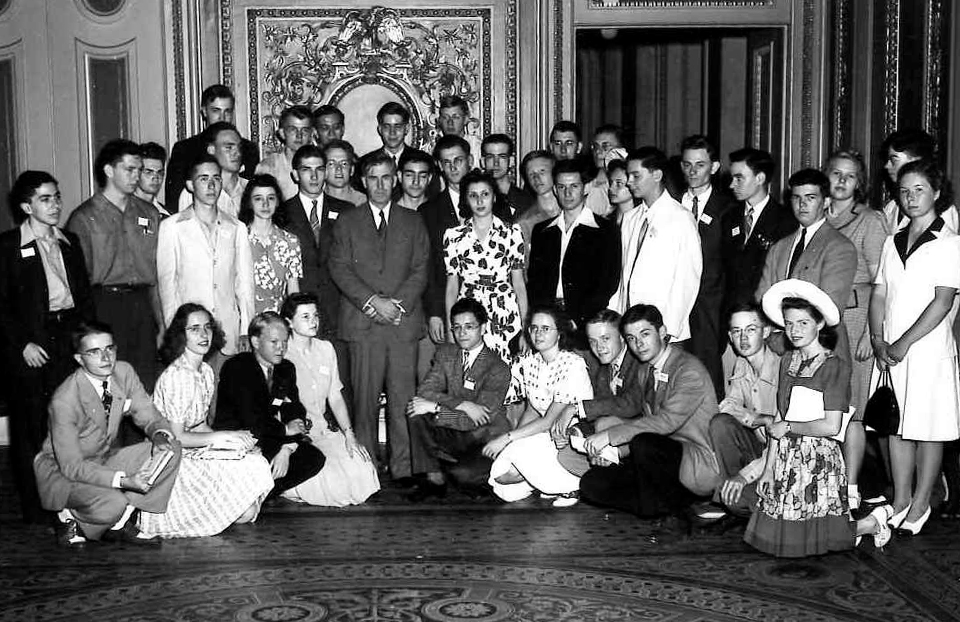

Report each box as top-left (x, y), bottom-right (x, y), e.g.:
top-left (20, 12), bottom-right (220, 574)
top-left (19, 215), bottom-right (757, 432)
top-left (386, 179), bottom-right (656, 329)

top-left (135, 448), bottom-right (174, 486)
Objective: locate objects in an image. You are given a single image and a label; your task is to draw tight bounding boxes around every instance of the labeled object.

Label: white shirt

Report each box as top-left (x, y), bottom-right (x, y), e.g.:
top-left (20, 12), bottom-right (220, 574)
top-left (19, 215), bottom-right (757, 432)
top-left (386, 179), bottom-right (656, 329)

top-left (744, 194), bottom-right (771, 239)
top-left (463, 342), bottom-right (484, 371)
top-left (177, 177), bottom-right (249, 218)
top-left (448, 187), bottom-right (462, 224)
top-left (300, 192), bottom-right (324, 224)
top-left (369, 202), bottom-right (392, 226)
top-left (681, 185), bottom-right (714, 221)
top-left (786, 217), bottom-right (826, 278)
top-left (547, 206), bottom-right (600, 299)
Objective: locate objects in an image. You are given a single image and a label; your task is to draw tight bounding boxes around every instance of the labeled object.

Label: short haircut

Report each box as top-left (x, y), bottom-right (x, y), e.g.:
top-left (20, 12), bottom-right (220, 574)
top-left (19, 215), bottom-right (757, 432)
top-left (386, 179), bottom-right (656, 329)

top-left (550, 120), bottom-right (582, 143)
top-left (187, 154), bottom-right (221, 180)
top-left (398, 149), bottom-right (435, 173)
top-left (433, 134), bottom-right (471, 159)
top-left (248, 311), bottom-right (287, 339)
top-left (788, 168), bottom-right (830, 197)
top-left (279, 105), bottom-right (313, 127)
top-left (200, 84), bottom-right (234, 107)
top-left (280, 292), bottom-right (320, 322)
top-left (520, 149), bottom-right (556, 186)
top-left (238, 174), bottom-right (283, 227)
top-left (312, 104), bottom-right (344, 124)
top-left (457, 169), bottom-right (498, 219)
top-left (527, 303), bottom-right (577, 352)
top-left (72, 319), bottom-right (114, 353)
top-left (620, 304), bottom-right (664, 331)
top-left (552, 158), bottom-right (586, 182)
top-left (139, 142), bottom-right (167, 163)
top-left (626, 146), bottom-right (669, 175)
top-left (323, 139), bottom-right (356, 161)
top-left (482, 133), bottom-right (515, 157)
top-left (159, 303), bottom-right (225, 364)
top-left (94, 139), bottom-right (141, 189)
top-left (823, 149), bottom-right (868, 203)
top-left (726, 301), bottom-right (764, 324)
top-left (450, 297), bottom-right (488, 325)
top-left (585, 309), bottom-right (622, 330)
top-left (881, 129), bottom-right (936, 161)
top-left (377, 101), bottom-right (410, 124)
top-left (680, 134), bottom-right (719, 162)
top-left (292, 144), bottom-right (326, 170)
top-left (439, 94), bottom-right (469, 116)
top-left (9, 170), bottom-right (58, 223)
top-left (361, 151), bottom-right (397, 177)
top-left (594, 123), bottom-right (624, 145)
top-left (898, 159), bottom-right (954, 214)
top-left (201, 121), bottom-right (240, 149)
top-left (729, 147), bottom-right (775, 182)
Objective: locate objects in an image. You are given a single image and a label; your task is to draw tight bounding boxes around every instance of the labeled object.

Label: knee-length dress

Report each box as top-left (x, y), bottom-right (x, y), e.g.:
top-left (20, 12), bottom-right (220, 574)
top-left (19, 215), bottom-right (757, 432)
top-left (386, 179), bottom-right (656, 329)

top-left (489, 350), bottom-right (594, 501)
top-left (870, 218), bottom-right (960, 441)
top-left (744, 351), bottom-right (854, 557)
top-left (139, 357), bottom-right (274, 538)
top-left (444, 217), bottom-right (524, 360)
top-left (282, 338), bottom-right (380, 506)
top-left (250, 224), bottom-right (303, 314)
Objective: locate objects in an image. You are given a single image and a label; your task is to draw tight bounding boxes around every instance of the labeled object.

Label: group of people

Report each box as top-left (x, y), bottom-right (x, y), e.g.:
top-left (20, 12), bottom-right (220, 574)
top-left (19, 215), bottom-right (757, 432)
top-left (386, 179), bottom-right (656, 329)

top-left (3, 81), bottom-right (959, 559)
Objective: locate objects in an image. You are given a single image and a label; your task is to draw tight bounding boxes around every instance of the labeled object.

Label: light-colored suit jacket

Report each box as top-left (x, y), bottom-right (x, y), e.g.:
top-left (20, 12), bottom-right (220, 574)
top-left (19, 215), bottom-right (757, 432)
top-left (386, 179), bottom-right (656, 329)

top-left (157, 207), bottom-right (255, 354)
top-left (33, 362), bottom-right (172, 510)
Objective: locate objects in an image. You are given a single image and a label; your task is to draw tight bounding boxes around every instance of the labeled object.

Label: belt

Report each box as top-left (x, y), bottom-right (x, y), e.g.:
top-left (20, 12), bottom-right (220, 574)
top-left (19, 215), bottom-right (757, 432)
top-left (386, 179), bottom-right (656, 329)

top-left (46, 308), bottom-right (78, 323)
top-left (95, 283), bottom-right (150, 293)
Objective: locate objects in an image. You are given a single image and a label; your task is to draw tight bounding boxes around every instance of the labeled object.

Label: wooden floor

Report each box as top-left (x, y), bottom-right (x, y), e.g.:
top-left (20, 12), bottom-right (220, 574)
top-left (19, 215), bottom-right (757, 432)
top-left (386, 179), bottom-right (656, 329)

top-left (2, 457), bottom-right (960, 621)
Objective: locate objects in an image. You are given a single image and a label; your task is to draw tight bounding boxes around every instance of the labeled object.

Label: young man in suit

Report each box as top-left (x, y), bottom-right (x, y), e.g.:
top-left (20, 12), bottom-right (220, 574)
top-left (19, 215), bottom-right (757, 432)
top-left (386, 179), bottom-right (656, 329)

top-left (34, 321), bottom-right (181, 545)
top-left (527, 159), bottom-right (621, 335)
top-left (720, 147), bottom-right (797, 312)
top-left (329, 152), bottom-right (431, 482)
top-left (578, 304), bottom-right (720, 519)
top-left (678, 135), bottom-right (735, 397)
top-left (0, 171), bottom-right (94, 523)
top-left (165, 84), bottom-right (259, 209)
top-left (214, 312), bottom-right (325, 498)
top-left (608, 147), bottom-right (702, 348)
top-left (481, 133), bottom-right (533, 218)
top-left (406, 298), bottom-right (511, 500)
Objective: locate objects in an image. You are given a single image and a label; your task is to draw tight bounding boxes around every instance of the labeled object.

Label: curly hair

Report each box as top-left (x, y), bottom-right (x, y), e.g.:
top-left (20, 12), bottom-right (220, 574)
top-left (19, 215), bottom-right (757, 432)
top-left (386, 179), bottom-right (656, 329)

top-left (159, 303), bottom-right (225, 364)
top-left (239, 174), bottom-right (284, 227)
top-left (527, 303), bottom-right (577, 352)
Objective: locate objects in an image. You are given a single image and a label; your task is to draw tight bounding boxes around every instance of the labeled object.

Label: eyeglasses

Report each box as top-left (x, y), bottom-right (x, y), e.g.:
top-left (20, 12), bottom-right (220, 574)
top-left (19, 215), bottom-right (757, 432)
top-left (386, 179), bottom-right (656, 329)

top-left (80, 344), bottom-right (117, 359)
top-left (528, 325), bottom-right (557, 334)
top-left (728, 325), bottom-right (762, 339)
top-left (452, 323), bottom-right (480, 333)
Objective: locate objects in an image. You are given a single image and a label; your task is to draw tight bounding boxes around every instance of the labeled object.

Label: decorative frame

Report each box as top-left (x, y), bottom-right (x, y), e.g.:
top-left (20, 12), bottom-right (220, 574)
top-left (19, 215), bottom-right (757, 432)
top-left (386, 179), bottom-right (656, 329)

top-left (829, 0), bottom-right (852, 153)
top-left (799, 0), bottom-right (815, 166)
top-left (922, 0), bottom-right (944, 134)
top-left (882, 0), bottom-right (899, 136)
top-left (587, 0), bottom-right (774, 7)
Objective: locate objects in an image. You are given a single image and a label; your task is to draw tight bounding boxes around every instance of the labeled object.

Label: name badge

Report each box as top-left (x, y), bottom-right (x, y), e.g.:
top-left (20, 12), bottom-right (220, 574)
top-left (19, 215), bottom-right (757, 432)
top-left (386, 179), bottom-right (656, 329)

top-left (328, 211), bottom-right (339, 220)
top-left (20, 247), bottom-right (36, 258)
top-left (271, 398), bottom-right (284, 407)
top-left (731, 226), bottom-right (741, 237)
top-left (463, 379), bottom-right (476, 390)
top-left (699, 214), bottom-right (713, 225)
top-left (123, 398), bottom-right (132, 413)
top-left (137, 217), bottom-right (150, 227)
top-left (613, 377), bottom-right (623, 390)
top-left (654, 371), bottom-right (669, 384)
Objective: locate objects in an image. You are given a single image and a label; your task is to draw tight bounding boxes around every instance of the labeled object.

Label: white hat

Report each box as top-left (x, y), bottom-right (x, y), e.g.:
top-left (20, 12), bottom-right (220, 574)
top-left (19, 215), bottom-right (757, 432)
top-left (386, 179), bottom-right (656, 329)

top-left (604, 147), bottom-right (629, 168)
top-left (761, 279), bottom-right (841, 327)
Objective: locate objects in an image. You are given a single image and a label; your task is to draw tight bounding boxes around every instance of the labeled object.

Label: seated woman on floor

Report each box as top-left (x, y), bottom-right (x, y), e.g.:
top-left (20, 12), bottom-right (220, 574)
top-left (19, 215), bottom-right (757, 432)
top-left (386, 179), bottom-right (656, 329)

top-left (139, 303), bottom-right (274, 538)
top-left (279, 293), bottom-right (380, 506)
top-left (484, 304), bottom-right (594, 506)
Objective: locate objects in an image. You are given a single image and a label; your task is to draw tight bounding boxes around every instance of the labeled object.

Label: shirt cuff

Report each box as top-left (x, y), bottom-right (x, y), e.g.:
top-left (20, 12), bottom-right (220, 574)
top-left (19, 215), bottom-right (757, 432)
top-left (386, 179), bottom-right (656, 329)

top-left (154, 429), bottom-right (174, 441)
top-left (112, 471), bottom-right (126, 488)
top-left (739, 454), bottom-right (766, 484)
top-left (362, 294), bottom-right (377, 311)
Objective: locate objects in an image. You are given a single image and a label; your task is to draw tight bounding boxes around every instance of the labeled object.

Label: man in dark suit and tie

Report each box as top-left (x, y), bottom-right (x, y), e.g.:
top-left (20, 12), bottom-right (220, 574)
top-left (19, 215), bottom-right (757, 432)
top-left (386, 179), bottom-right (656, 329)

top-left (329, 152), bottom-right (431, 482)
top-left (406, 298), bottom-right (511, 499)
top-left (527, 159), bottom-right (621, 335)
top-left (720, 148), bottom-right (797, 313)
top-left (0, 171), bottom-right (95, 524)
top-left (678, 135), bottom-right (735, 397)
top-left (214, 312), bottom-right (325, 498)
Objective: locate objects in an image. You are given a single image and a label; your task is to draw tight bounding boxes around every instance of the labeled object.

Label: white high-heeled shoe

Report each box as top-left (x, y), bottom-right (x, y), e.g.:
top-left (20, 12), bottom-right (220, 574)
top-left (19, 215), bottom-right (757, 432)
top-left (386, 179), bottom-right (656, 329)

top-left (895, 506), bottom-right (931, 536)
top-left (888, 504), bottom-right (911, 529)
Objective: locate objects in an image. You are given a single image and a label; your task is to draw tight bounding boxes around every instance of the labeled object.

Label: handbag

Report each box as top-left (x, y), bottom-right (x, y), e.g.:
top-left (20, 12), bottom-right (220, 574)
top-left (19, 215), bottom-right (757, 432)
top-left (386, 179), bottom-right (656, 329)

top-left (864, 368), bottom-right (900, 435)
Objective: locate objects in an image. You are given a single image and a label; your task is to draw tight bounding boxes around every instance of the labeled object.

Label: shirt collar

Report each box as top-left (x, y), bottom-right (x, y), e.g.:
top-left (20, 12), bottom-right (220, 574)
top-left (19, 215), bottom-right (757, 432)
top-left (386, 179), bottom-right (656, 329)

top-left (82, 371), bottom-right (111, 397)
top-left (730, 345), bottom-right (779, 386)
top-left (20, 221), bottom-right (69, 247)
top-left (799, 217), bottom-right (826, 240)
top-left (547, 206), bottom-right (599, 230)
top-left (610, 346), bottom-right (627, 372)
top-left (464, 342), bottom-right (484, 368)
top-left (745, 193), bottom-right (770, 214)
top-left (300, 192), bottom-right (323, 212)
top-left (683, 185), bottom-right (713, 208)
top-left (369, 202), bottom-right (392, 221)
top-left (651, 344), bottom-right (671, 372)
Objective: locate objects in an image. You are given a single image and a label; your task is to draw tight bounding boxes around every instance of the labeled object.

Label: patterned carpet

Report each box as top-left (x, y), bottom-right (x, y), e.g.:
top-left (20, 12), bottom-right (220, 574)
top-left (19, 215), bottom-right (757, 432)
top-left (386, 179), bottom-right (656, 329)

top-left (2, 484), bottom-right (960, 622)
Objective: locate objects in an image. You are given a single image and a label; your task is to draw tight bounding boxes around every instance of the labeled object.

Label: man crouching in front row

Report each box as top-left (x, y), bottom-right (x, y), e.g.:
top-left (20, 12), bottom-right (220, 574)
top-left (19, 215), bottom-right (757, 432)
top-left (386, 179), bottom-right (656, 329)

top-left (34, 320), bottom-right (182, 546)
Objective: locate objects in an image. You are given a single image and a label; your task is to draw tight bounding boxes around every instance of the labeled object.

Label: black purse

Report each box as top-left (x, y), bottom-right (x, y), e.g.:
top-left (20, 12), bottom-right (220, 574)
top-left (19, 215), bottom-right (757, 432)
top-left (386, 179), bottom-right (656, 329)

top-left (864, 368), bottom-right (900, 435)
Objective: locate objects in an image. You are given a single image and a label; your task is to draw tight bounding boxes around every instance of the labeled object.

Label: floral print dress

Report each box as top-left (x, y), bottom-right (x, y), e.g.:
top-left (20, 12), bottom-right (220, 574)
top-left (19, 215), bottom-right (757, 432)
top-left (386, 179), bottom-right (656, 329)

top-left (443, 216), bottom-right (524, 360)
top-left (249, 225), bottom-right (303, 313)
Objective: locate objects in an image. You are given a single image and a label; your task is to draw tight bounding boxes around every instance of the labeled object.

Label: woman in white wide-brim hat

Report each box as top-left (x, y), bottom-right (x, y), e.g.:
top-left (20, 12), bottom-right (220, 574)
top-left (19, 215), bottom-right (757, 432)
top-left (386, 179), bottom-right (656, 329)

top-left (745, 279), bottom-right (892, 557)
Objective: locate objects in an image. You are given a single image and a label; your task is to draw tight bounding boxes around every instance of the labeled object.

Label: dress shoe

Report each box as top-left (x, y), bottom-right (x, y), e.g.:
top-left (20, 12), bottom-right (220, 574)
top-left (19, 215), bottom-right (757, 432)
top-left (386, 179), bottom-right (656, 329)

top-left (102, 517), bottom-right (160, 546)
top-left (55, 519), bottom-right (86, 546)
top-left (865, 505), bottom-right (893, 548)
top-left (888, 503), bottom-right (911, 529)
top-left (689, 501), bottom-right (728, 523)
top-left (895, 506), bottom-right (931, 537)
top-left (407, 481), bottom-right (447, 503)
top-left (391, 476), bottom-right (418, 489)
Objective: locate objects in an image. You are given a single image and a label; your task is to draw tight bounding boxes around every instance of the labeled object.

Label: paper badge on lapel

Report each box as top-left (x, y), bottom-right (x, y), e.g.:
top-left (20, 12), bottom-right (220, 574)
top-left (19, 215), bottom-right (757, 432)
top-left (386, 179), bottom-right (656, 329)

top-left (20, 247), bottom-right (36, 258)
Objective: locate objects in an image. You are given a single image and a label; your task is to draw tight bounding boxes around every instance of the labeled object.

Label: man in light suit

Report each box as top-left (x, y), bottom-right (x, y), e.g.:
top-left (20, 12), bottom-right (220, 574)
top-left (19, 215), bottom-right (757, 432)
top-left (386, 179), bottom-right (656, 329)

top-left (156, 154), bottom-right (255, 355)
top-left (329, 151), bottom-right (430, 482)
top-left (577, 304), bottom-right (720, 519)
top-left (34, 321), bottom-right (181, 545)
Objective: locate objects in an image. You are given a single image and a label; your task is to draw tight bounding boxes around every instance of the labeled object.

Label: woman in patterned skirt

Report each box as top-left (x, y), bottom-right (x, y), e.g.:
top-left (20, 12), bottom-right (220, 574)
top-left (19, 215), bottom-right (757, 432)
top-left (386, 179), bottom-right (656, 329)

top-left (239, 174), bottom-right (303, 313)
top-left (139, 303), bottom-right (273, 538)
top-left (746, 280), bottom-right (893, 557)
top-left (443, 170), bottom-right (527, 360)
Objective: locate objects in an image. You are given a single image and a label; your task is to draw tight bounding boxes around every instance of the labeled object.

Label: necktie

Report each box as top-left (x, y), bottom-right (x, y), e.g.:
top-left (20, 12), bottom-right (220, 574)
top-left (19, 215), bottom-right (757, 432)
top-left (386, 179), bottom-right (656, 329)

top-left (101, 380), bottom-right (113, 413)
top-left (625, 212), bottom-right (651, 308)
top-left (609, 363), bottom-right (620, 395)
top-left (788, 227), bottom-right (806, 276)
top-left (376, 208), bottom-right (386, 236)
top-left (691, 195), bottom-right (700, 221)
top-left (461, 349), bottom-right (470, 379)
top-left (744, 206), bottom-right (755, 239)
top-left (642, 368), bottom-right (656, 415)
top-left (309, 199), bottom-right (320, 246)
top-left (266, 367), bottom-right (274, 392)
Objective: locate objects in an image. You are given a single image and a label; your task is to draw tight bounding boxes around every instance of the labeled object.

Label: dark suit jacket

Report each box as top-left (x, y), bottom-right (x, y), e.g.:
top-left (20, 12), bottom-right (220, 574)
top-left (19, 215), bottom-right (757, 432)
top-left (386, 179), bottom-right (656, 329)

top-left (0, 226), bottom-right (94, 364)
top-left (165, 133), bottom-right (259, 210)
top-left (34, 362), bottom-right (171, 509)
top-left (527, 210), bottom-right (621, 328)
top-left (583, 346), bottom-right (720, 495)
top-left (584, 349), bottom-right (643, 405)
top-left (688, 187), bottom-right (735, 301)
top-left (359, 145), bottom-right (441, 201)
top-left (277, 194), bottom-right (354, 337)
top-left (721, 198), bottom-right (797, 311)
top-left (328, 202), bottom-right (430, 343)
top-left (418, 343), bottom-right (511, 427)
top-left (213, 352), bottom-right (307, 458)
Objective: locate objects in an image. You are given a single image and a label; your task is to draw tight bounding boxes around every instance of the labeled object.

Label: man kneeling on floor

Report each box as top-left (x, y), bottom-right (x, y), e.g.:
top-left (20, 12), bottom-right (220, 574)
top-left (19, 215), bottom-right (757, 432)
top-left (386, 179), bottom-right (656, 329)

top-left (34, 320), bottom-right (182, 546)
top-left (406, 298), bottom-right (511, 500)
top-left (573, 304), bottom-right (720, 519)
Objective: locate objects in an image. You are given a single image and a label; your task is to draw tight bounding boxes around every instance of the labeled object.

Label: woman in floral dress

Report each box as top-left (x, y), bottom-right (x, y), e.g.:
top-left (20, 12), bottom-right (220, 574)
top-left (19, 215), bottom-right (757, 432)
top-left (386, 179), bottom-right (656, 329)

top-left (239, 174), bottom-right (302, 313)
top-left (443, 170), bottom-right (527, 360)
top-left (139, 303), bottom-right (273, 538)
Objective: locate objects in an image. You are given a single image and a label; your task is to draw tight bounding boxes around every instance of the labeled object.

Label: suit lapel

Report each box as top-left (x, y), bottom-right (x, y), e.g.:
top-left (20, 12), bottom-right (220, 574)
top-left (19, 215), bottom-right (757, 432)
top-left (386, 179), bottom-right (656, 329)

top-left (77, 374), bottom-right (109, 434)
